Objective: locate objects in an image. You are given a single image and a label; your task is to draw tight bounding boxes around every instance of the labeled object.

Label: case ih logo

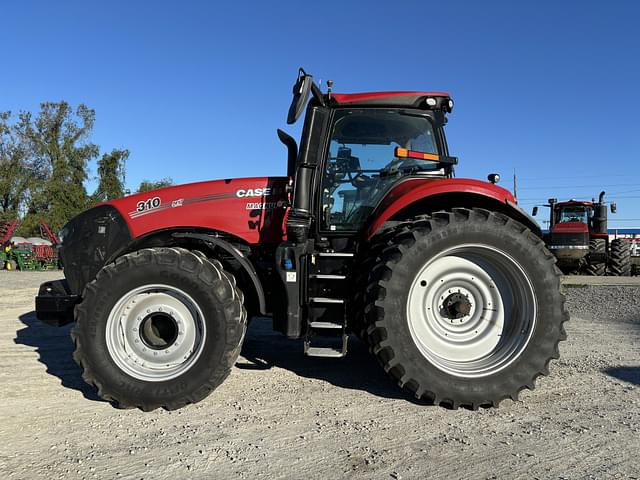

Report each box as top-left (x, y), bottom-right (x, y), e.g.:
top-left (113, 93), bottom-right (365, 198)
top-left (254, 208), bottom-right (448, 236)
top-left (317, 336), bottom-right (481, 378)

top-left (236, 188), bottom-right (272, 198)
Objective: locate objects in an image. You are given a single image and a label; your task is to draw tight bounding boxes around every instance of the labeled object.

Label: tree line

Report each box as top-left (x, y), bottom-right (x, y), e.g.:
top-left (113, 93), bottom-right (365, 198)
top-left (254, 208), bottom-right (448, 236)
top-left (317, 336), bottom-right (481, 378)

top-left (0, 102), bottom-right (172, 236)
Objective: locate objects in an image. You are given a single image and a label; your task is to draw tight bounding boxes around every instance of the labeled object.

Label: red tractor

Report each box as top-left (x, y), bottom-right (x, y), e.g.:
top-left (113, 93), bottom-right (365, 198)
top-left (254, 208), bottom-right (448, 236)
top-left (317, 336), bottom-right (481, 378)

top-left (533, 192), bottom-right (631, 275)
top-left (36, 69), bottom-right (568, 411)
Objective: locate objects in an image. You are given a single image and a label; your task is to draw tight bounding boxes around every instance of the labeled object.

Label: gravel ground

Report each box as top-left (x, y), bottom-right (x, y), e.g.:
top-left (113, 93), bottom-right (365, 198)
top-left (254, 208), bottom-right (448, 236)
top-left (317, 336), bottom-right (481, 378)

top-left (0, 271), bottom-right (638, 479)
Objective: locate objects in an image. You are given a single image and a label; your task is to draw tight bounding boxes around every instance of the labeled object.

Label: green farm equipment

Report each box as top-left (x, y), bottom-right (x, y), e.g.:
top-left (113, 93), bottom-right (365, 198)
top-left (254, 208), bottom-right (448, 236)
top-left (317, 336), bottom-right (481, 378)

top-left (11, 244), bottom-right (42, 270)
top-left (0, 220), bottom-right (60, 271)
top-left (0, 247), bottom-right (9, 270)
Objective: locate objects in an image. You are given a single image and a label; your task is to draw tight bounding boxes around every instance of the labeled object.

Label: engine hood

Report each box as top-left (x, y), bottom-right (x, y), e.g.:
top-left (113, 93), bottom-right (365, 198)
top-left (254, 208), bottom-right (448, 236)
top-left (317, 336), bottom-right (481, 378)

top-left (106, 176), bottom-right (290, 244)
top-left (550, 221), bottom-right (589, 234)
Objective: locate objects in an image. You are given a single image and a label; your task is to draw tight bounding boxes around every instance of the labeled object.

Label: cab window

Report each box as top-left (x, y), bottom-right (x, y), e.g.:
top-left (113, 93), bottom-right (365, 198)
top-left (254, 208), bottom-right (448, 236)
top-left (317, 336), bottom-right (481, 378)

top-left (321, 109), bottom-right (441, 231)
top-left (558, 206), bottom-right (590, 224)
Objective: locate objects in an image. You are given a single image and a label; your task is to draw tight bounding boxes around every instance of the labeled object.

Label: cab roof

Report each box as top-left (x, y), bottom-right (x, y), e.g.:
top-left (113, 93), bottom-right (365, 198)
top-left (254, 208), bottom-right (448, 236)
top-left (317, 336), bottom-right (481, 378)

top-left (330, 91), bottom-right (452, 110)
top-left (556, 201), bottom-right (593, 207)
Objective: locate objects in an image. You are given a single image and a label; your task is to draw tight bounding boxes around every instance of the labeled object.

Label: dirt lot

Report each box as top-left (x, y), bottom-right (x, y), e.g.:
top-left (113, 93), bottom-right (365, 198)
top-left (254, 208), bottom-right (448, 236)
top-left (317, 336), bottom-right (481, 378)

top-left (1, 271), bottom-right (639, 479)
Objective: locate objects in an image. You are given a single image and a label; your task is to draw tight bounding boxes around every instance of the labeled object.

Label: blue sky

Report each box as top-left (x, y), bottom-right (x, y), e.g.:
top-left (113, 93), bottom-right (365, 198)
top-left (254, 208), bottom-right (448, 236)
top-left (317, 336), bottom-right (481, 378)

top-left (2, 1), bottom-right (639, 228)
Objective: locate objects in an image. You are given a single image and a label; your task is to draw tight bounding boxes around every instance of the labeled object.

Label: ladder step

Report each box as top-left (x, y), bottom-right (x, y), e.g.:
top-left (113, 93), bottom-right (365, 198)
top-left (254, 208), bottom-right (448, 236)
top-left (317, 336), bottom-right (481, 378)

top-left (309, 297), bottom-right (344, 304)
top-left (304, 334), bottom-right (349, 358)
top-left (309, 321), bottom-right (344, 329)
top-left (308, 274), bottom-right (346, 280)
top-left (305, 346), bottom-right (345, 358)
top-left (316, 252), bottom-right (354, 258)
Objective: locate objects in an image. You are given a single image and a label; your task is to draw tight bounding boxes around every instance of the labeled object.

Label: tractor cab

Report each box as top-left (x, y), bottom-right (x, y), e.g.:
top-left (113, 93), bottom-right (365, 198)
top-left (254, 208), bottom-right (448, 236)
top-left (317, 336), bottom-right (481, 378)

top-left (555, 202), bottom-right (592, 225)
top-left (320, 108), bottom-right (451, 231)
top-left (280, 68), bottom-right (457, 243)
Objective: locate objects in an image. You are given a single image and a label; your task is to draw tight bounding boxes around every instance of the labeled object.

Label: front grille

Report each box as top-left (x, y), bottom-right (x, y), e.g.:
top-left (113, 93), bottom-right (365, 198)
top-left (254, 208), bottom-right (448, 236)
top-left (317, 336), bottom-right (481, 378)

top-left (549, 232), bottom-right (588, 247)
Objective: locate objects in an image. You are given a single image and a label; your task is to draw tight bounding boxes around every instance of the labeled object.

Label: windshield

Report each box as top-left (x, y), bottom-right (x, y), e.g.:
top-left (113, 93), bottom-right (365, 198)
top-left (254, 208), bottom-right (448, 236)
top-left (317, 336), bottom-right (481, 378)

top-left (321, 109), bottom-right (442, 231)
top-left (558, 206), bottom-right (590, 224)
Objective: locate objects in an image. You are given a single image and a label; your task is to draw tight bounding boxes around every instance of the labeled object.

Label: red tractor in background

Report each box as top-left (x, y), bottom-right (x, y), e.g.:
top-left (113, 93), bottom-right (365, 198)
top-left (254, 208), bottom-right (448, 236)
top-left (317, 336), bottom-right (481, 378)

top-left (35, 69), bottom-right (568, 411)
top-left (533, 192), bottom-right (631, 275)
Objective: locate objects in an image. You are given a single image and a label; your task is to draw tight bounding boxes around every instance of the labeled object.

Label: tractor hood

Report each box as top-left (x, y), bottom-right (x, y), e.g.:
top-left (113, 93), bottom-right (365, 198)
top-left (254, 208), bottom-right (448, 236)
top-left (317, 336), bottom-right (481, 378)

top-left (550, 221), bottom-right (589, 234)
top-left (107, 176), bottom-right (290, 244)
top-left (57, 176), bottom-right (289, 295)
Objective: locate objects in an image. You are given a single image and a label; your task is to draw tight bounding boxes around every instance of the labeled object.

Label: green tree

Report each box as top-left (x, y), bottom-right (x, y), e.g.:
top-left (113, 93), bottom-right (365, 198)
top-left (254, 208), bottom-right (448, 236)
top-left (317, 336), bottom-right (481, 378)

top-left (92, 149), bottom-right (129, 203)
top-left (20, 102), bottom-right (99, 234)
top-left (137, 178), bottom-right (173, 193)
top-left (0, 111), bottom-right (41, 223)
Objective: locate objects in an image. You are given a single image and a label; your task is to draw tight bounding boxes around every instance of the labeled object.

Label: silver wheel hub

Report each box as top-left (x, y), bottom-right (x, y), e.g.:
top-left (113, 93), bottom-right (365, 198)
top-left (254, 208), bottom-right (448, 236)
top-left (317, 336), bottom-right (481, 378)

top-left (106, 285), bottom-right (206, 382)
top-left (407, 244), bottom-right (536, 378)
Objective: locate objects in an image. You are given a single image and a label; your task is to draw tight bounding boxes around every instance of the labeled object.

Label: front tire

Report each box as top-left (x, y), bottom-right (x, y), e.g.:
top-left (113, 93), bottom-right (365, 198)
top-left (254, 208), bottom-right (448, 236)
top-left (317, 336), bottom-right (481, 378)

top-left (364, 208), bottom-right (568, 409)
top-left (608, 239), bottom-right (631, 276)
top-left (585, 238), bottom-right (606, 276)
top-left (72, 247), bottom-right (246, 411)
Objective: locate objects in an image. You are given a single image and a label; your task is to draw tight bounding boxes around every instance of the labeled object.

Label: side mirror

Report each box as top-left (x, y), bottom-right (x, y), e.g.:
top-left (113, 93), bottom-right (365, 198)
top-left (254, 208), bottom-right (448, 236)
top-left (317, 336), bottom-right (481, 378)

top-left (611, 202), bottom-right (617, 214)
top-left (287, 69), bottom-right (313, 125)
top-left (532, 206), bottom-right (538, 216)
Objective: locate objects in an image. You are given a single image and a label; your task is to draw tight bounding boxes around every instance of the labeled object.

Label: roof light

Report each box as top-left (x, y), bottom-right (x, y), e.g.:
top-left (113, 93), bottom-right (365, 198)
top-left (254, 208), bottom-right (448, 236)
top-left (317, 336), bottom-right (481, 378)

top-left (426, 98), bottom-right (437, 106)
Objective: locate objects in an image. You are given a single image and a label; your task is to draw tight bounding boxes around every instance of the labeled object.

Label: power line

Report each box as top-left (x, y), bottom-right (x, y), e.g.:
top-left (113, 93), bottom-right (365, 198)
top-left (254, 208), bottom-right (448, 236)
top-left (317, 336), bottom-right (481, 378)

top-left (602, 188), bottom-right (640, 195)
top-left (518, 194), bottom-right (640, 203)
top-left (518, 183), bottom-right (640, 190)
top-left (517, 174), bottom-right (632, 181)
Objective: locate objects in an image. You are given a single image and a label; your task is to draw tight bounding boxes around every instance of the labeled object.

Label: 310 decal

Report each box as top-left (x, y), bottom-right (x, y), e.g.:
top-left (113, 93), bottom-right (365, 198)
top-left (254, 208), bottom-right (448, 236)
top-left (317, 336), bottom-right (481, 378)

top-left (136, 196), bottom-right (161, 212)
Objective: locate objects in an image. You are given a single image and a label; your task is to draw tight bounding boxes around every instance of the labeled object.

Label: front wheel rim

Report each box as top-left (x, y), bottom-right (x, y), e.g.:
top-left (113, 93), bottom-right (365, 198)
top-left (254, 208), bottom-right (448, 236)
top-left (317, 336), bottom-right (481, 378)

top-left (407, 244), bottom-right (537, 378)
top-left (105, 284), bottom-right (207, 382)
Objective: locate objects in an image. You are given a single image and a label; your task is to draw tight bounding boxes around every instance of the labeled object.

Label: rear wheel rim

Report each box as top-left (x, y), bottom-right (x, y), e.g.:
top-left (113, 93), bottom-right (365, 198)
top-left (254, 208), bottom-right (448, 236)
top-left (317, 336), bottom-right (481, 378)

top-left (105, 284), bottom-right (206, 382)
top-left (407, 244), bottom-right (536, 378)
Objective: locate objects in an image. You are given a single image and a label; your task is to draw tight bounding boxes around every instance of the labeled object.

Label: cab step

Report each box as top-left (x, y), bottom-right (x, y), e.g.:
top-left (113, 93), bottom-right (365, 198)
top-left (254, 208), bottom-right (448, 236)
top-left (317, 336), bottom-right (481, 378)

top-left (308, 273), bottom-right (346, 280)
top-left (309, 321), bottom-right (343, 329)
top-left (305, 346), bottom-right (345, 358)
top-left (304, 334), bottom-right (349, 358)
top-left (309, 297), bottom-right (344, 304)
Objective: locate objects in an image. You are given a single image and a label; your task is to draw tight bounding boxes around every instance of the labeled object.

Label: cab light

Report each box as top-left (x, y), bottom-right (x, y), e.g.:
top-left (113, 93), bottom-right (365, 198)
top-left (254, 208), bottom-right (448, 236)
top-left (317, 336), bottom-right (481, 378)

top-left (395, 147), bottom-right (440, 162)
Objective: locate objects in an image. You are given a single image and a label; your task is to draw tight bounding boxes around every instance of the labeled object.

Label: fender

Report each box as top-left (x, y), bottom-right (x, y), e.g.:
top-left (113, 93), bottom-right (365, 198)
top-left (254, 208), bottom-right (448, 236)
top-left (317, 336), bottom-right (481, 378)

top-left (172, 232), bottom-right (267, 315)
top-left (366, 177), bottom-right (540, 239)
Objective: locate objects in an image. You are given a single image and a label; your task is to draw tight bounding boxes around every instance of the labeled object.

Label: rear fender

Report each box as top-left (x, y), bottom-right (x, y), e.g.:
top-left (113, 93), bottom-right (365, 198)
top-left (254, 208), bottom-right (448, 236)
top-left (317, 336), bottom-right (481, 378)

top-left (366, 179), bottom-right (540, 239)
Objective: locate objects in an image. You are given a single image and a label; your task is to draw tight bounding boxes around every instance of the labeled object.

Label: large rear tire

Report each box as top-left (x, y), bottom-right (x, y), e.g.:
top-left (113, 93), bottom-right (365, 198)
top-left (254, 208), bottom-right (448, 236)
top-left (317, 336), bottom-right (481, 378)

top-left (585, 238), bottom-right (606, 276)
top-left (72, 247), bottom-right (246, 411)
top-left (364, 208), bottom-right (568, 409)
top-left (608, 239), bottom-right (631, 276)
top-left (353, 220), bottom-right (414, 342)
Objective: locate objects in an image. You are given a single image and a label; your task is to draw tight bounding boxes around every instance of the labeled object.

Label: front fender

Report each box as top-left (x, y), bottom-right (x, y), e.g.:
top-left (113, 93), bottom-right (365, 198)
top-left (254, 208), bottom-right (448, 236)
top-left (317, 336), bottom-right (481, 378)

top-left (365, 177), bottom-right (540, 239)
